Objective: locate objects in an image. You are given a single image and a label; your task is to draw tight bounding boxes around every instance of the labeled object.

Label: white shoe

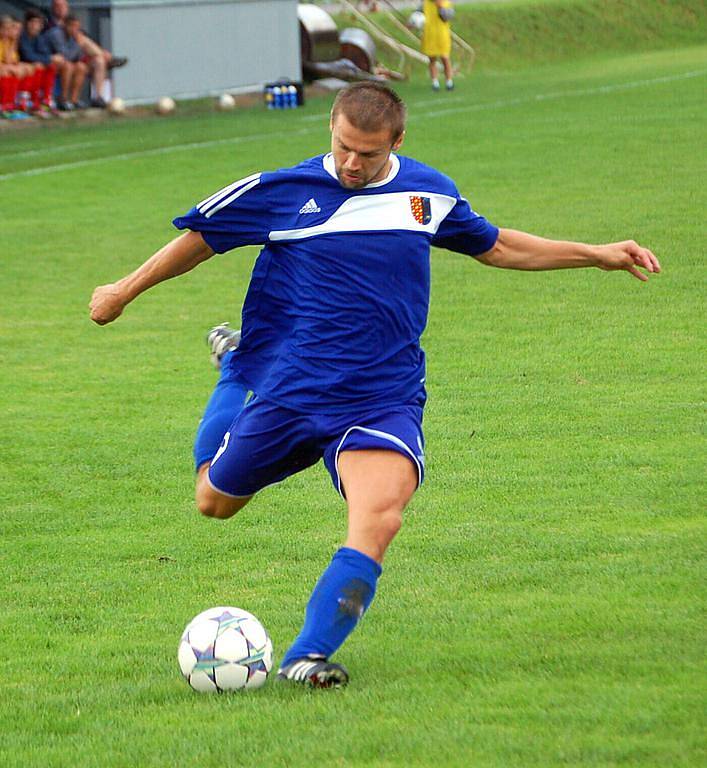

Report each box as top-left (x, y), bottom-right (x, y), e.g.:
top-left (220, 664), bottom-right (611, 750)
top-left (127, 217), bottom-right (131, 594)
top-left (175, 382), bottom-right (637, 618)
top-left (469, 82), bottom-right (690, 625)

top-left (206, 322), bottom-right (241, 369)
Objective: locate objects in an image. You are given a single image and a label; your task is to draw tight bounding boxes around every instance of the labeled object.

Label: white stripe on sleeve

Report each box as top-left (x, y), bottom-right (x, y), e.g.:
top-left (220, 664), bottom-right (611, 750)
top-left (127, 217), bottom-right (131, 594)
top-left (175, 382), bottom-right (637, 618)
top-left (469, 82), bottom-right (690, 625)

top-left (197, 172), bottom-right (261, 214)
top-left (203, 177), bottom-right (261, 219)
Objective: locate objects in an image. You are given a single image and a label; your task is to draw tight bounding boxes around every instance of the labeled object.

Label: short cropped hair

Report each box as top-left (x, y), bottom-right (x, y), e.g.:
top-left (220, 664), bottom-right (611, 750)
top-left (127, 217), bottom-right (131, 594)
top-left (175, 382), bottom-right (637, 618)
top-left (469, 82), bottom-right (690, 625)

top-left (65, 13), bottom-right (79, 25)
top-left (24, 8), bottom-right (46, 23)
top-left (331, 82), bottom-right (407, 141)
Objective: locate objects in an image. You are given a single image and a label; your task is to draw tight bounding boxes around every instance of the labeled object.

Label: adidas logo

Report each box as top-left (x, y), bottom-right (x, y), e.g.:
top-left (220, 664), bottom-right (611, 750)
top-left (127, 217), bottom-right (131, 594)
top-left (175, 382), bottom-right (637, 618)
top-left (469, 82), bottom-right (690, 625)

top-left (299, 198), bottom-right (321, 214)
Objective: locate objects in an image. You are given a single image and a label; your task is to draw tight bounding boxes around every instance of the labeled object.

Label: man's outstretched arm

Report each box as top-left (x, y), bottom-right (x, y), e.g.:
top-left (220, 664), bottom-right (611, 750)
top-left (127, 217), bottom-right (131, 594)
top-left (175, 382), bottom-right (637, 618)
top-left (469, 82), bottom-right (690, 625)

top-left (477, 228), bottom-right (661, 281)
top-left (89, 230), bottom-right (214, 325)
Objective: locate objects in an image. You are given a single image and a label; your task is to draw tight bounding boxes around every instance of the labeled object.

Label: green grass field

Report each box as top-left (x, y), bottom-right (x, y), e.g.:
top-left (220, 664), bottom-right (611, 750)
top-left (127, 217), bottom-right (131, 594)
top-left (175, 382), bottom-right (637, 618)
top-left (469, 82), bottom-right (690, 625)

top-left (1, 1), bottom-right (705, 765)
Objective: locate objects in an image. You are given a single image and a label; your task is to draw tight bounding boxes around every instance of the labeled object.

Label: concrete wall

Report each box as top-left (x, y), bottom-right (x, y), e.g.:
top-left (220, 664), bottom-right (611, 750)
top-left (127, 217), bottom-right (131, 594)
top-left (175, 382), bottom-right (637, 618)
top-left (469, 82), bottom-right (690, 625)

top-left (86, 0), bottom-right (301, 103)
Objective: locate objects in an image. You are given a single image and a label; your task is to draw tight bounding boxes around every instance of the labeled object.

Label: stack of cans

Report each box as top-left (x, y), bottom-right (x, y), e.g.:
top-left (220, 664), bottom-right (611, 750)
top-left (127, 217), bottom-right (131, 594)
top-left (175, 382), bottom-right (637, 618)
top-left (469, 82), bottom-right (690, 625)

top-left (264, 82), bottom-right (303, 110)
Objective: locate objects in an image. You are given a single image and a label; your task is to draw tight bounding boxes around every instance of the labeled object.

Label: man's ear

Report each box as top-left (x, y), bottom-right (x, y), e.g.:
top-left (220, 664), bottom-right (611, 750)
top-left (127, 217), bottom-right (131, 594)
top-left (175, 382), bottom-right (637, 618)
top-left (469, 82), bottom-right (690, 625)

top-left (392, 130), bottom-right (406, 152)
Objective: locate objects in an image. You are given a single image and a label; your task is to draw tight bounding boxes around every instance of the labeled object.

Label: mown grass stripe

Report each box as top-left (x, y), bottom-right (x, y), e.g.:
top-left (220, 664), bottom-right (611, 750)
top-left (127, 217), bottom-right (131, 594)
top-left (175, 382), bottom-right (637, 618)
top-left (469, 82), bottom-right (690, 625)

top-left (0, 68), bottom-right (703, 183)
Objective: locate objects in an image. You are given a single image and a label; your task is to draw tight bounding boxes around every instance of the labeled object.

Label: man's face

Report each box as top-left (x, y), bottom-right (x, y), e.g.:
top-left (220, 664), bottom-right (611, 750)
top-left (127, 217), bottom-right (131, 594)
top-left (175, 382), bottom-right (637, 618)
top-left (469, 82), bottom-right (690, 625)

top-left (27, 17), bottom-right (44, 37)
top-left (66, 19), bottom-right (79, 39)
top-left (52, 0), bottom-right (68, 20)
top-left (330, 112), bottom-right (404, 190)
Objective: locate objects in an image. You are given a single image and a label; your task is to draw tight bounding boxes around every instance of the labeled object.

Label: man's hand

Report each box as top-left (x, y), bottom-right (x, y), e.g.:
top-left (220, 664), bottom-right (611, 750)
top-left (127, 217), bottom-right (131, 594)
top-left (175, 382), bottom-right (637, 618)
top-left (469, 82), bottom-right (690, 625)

top-left (90, 283), bottom-right (128, 325)
top-left (594, 240), bottom-right (661, 282)
top-left (89, 231), bottom-right (214, 327)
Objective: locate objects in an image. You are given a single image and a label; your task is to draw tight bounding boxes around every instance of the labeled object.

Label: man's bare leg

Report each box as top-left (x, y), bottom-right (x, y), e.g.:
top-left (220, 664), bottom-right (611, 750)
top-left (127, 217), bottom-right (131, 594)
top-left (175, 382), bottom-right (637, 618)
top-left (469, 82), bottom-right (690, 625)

top-left (277, 449), bottom-right (417, 687)
top-left (442, 56), bottom-right (454, 89)
top-left (340, 449), bottom-right (417, 563)
top-left (428, 57), bottom-right (440, 90)
top-left (68, 61), bottom-right (87, 103)
top-left (195, 462), bottom-right (252, 519)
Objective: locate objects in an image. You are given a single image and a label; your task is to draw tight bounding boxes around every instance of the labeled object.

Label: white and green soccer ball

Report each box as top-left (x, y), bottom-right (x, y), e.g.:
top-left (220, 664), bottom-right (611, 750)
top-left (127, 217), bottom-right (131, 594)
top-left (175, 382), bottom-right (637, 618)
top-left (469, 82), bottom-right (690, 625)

top-left (178, 606), bottom-right (273, 692)
top-left (408, 11), bottom-right (425, 30)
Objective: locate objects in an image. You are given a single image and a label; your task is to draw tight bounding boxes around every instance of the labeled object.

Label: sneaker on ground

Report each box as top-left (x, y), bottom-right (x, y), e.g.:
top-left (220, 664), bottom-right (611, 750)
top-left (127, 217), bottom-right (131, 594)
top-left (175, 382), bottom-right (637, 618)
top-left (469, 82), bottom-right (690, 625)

top-left (90, 96), bottom-right (107, 109)
top-left (41, 102), bottom-right (60, 116)
top-left (108, 56), bottom-right (129, 69)
top-left (276, 656), bottom-right (349, 689)
top-left (206, 322), bottom-right (241, 369)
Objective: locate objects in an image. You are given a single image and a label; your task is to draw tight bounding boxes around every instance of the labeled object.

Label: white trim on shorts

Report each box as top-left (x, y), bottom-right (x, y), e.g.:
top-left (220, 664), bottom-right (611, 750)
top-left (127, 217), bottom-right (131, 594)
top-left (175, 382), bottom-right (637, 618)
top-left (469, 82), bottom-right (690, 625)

top-left (333, 425), bottom-right (423, 498)
top-left (205, 471), bottom-right (253, 500)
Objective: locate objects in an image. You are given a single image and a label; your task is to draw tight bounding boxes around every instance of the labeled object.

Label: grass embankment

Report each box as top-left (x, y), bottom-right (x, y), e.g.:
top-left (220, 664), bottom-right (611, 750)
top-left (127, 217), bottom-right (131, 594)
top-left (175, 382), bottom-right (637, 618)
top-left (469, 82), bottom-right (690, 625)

top-left (348, 0), bottom-right (707, 72)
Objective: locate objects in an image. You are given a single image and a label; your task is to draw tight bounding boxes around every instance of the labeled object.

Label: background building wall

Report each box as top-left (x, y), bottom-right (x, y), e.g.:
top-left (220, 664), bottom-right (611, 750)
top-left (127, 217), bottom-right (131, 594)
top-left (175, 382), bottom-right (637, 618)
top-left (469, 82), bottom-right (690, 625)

top-left (110, 0), bottom-right (301, 102)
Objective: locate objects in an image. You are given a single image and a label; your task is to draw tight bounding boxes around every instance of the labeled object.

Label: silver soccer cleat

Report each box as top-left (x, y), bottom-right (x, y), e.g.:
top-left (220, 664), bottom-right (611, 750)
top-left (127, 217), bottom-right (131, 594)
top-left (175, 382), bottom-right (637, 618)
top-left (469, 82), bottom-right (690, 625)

top-left (206, 322), bottom-right (241, 369)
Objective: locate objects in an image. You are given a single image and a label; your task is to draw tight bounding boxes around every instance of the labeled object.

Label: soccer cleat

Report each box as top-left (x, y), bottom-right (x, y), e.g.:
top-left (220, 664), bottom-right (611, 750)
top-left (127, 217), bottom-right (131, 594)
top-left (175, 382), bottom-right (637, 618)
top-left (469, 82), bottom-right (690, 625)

top-left (276, 656), bottom-right (349, 689)
top-left (108, 56), bottom-right (129, 69)
top-left (206, 322), bottom-right (241, 369)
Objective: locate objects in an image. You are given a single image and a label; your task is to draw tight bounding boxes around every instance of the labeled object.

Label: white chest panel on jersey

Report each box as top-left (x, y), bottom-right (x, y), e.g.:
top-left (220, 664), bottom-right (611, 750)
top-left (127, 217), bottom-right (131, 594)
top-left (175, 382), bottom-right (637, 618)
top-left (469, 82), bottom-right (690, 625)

top-left (268, 190), bottom-right (457, 242)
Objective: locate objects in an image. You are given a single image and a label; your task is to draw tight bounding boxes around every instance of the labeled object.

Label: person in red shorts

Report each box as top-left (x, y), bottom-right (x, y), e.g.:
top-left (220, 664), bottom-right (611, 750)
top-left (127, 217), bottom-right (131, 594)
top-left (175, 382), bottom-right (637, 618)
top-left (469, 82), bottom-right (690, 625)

top-left (0, 16), bottom-right (29, 118)
top-left (18, 8), bottom-right (63, 116)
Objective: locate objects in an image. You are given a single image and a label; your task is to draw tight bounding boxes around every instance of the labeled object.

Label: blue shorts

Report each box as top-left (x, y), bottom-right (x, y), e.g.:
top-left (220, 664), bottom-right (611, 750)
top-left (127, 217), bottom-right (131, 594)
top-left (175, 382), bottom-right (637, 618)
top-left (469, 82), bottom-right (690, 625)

top-left (207, 396), bottom-right (425, 498)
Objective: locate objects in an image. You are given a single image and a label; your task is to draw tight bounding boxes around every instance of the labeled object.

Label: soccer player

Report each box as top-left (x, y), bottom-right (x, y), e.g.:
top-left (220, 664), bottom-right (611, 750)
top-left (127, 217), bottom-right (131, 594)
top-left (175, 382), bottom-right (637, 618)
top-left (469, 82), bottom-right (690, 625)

top-left (89, 82), bottom-right (660, 688)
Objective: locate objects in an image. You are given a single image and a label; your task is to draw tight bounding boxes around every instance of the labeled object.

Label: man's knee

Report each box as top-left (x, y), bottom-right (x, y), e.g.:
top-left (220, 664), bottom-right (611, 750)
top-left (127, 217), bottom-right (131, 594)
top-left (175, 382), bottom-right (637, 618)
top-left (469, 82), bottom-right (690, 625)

top-left (194, 468), bottom-right (250, 520)
top-left (195, 490), bottom-right (241, 520)
top-left (377, 506), bottom-right (403, 542)
top-left (353, 500), bottom-right (404, 541)
top-left (346, 503), bottom-right (404, 563)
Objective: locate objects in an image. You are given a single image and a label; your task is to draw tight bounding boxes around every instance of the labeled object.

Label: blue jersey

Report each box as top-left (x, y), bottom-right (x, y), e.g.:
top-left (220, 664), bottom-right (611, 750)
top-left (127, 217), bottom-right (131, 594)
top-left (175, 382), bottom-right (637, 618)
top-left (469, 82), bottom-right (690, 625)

top-left (173, 153), bottom-right (498, 413)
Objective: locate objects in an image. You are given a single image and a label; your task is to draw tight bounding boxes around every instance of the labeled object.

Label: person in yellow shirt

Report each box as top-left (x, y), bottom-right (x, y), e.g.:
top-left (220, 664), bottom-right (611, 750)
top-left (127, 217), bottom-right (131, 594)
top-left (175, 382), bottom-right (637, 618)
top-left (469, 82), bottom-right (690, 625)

top-left (0, 15), bottom-right (35, 116)
top-left (420, 0), bottom-right (454, 91)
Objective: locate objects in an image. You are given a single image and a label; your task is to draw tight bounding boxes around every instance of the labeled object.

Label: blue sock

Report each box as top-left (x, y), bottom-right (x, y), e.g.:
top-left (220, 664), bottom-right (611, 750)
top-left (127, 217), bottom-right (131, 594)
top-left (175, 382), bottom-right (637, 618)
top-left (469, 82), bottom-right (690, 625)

top-left (280, 547), bottom-right (382, 667)
top-left (193, 351), bottom-right (250, 469)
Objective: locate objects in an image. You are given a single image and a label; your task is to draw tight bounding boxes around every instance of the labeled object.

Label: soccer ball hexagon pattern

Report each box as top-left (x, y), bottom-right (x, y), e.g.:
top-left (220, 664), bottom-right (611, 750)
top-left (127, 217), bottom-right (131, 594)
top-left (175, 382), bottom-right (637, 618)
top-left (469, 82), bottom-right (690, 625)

top-left (178, 606), bottom-right (273, 692)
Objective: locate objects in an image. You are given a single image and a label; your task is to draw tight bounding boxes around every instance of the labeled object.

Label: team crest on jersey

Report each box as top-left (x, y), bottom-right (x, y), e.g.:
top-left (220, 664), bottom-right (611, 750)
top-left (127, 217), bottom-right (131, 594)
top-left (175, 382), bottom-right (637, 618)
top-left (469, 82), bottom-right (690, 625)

top-left (409, 196), bottom-right (431, 225)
